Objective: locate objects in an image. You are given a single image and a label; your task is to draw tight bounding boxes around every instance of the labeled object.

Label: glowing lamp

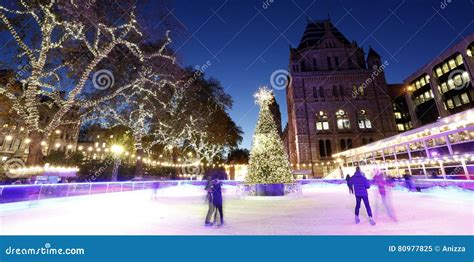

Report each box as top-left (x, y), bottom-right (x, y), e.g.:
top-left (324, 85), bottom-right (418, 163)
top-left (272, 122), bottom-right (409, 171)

top-left (111, 144), bottom-right (124, 155)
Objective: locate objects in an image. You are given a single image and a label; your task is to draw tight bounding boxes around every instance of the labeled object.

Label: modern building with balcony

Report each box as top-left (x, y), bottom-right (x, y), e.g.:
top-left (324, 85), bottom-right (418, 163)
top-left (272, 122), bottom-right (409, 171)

top-left (404, 33), bottom-right (474, 128)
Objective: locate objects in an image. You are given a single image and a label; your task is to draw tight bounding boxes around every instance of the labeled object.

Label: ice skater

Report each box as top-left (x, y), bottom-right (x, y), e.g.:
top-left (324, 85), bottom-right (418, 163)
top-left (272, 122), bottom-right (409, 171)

top-left (349, 167), bottom-right (376, 226)
top-left (403, 170), bottom-right (414, 191)
top-left (345, 174), bottom-right (353, 194)
top-left (211, 174), bottom-right (224, 226)
top-left (204, 175), bottom-right (216, 226)
top-left (373, 169), bottom-right (397, 221)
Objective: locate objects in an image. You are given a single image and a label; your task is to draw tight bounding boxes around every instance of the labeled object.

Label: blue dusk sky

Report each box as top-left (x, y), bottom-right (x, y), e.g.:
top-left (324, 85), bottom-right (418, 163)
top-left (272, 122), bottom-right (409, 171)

top-left (168, 0), bottom-right (473, 149)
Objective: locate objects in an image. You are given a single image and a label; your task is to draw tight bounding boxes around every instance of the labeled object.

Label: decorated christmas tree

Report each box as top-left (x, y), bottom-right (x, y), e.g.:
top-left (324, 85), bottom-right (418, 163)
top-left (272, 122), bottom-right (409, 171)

top-left (246, 87), bottom-right (293, 184)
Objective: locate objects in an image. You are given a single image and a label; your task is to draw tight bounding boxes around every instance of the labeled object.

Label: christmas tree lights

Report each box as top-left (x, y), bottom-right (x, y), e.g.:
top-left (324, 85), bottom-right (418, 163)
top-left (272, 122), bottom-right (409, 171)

top-left (246, 87), bottom-right (293, 184)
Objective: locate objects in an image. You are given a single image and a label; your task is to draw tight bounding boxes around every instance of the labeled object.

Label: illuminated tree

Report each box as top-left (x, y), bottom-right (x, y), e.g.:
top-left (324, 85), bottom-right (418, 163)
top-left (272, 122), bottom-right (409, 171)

top-left (0, 1), bottom-right (171, 165)
top-left (246, 87), bottom-right (293, 184)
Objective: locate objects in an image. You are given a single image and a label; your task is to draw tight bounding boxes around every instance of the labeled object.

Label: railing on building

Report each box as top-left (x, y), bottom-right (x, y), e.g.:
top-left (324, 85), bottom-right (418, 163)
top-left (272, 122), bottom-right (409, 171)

top-left (333, 109), bottom-right (474, 179)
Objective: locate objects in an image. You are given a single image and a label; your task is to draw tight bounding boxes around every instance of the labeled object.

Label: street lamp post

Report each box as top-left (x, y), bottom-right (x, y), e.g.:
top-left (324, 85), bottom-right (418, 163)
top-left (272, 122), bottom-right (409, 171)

top-left (111, 144), bottom-right (124, 182)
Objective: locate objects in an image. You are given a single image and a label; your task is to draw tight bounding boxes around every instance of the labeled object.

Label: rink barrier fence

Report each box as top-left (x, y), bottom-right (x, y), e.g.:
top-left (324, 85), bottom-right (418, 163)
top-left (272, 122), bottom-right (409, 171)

top-left (0, 179), bottom-right (472, 204)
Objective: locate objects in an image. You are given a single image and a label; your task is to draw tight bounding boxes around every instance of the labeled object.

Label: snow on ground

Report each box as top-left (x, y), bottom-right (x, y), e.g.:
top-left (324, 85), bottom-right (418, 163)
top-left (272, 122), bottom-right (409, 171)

top-left (0, 183), bottom-right (473, 235)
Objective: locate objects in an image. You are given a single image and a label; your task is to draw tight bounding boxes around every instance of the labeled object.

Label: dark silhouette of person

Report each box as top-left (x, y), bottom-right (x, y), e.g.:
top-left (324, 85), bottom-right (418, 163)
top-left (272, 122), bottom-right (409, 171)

top-left (349, 167), bottom-right (375, 226)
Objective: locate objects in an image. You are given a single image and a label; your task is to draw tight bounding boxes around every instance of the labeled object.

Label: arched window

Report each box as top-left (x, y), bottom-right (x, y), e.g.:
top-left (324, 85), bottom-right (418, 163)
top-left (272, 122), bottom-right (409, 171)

top-left (340, 138), bottom-right (353, 151)
top-left (319, 140), bottom-right (326, 157)
top-left (352, 84), bottom-right (358, 97)
top-left (336, 110), bottom-right (350, 130)
top-left (340, 139), bottom-right (346, 150)
top-left (357, 110), bottom-right (372, 129)
top-left (339, 85), bottom-right (344, 97)
top-left (319, 86), bottom-right (325, 98)
top-left (319, 139), bottom-right (332, 157)
top-left (332, 86), bottom-right (338, 97)
top-left (325, 140), bottom-right (332, 156)
top-left (316, 111), bottom-right (329, 131)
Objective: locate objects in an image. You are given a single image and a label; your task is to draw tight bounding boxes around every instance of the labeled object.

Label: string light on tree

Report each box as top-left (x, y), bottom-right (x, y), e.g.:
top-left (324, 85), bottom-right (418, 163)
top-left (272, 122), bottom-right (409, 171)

top-left (246, 86), bottom-right (293, 184)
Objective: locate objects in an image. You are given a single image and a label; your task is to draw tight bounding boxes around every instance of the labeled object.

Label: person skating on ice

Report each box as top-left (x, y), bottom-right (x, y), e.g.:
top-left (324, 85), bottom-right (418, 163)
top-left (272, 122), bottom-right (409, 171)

top-left (349, 166), bottom-right (376, 226)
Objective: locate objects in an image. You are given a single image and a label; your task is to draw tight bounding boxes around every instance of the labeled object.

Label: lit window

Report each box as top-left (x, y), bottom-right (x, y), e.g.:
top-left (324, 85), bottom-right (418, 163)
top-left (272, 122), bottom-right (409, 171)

top-left (461, 93), bottom-right (470, 104)
top-left (357, 110), bottom-right (372, 129)
top-left (394, 112), bottom-right (402, 119)
top-left (316, 112), bottom-right (329, 131)
top-left (456, 54), bottom-right (464, 65)
top-left (442, 63), bottom-right (449, 74)
top-left (446, 99), bottom-right (454, 109)
top-left (436, 67), bottom-right (443, 77)
top-left (397, 124), bottom-right (405, 131)
top-left (420, 78), bottom-right (426, 86)
top-left (336, 110), bottom-right (350, 130)
top-left (441, 83), bottom-right (448, 93)
top-left (448, 59), bottom-right (456, 70)
top-left (462, 71), bottom-right (470, 83)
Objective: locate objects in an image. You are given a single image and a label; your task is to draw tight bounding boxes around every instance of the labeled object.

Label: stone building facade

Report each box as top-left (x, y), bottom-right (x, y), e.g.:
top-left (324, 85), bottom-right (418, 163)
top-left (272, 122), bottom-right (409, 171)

top-left (284, 19), bottom-right (398, 177)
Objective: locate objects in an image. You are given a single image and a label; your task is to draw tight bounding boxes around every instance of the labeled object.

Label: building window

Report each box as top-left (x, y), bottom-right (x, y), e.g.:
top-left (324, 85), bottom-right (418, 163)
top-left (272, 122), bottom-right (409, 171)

top-left (461, 93), bottom-right (470, 104)
top-left (340, 138), bottom-right (353, 151)
top-left (332, 86), bottom-right (338, 97)
top-left (325, 140), bottom-right (332, 156)
top-left (316, 111), bottom-right (330, 131)
top-left (313, 87), bottom-right (318, 98)
top-left (334, 57), bottom-right (339, 68)
top-left (394, 112), bottom-right (402, 119)
top-left (467, 43), bottom-right (473, 57)
top-left (300, 60), bottom-right (306, 72)
top-left (357, 110), bottom-right (372, 129)
top-left (327, 57), bottom-right (332, 70)
top-left (339, 85), bottom-right (344, 97)
top-left (313, 58), bottom-right (318, 70)
top-left (319, 139), bottom-right (332, 157)
top-left (336, 110), bottom-right (350, 130)
top-left (397, 124), bottom-right (405, 131)
top-left (319, 86), bottom-right (325, 98)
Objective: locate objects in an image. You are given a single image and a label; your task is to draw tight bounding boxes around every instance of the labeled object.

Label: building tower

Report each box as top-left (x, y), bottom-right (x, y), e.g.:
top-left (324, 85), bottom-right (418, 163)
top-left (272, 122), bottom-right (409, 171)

top-left (285, 19), bottom-right (397, 178)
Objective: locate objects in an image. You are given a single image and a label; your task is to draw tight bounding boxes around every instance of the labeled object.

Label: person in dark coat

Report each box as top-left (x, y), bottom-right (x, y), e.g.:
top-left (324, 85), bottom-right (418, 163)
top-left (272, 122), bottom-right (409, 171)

top-left (204, 175), bottom-right (215, 226)
top-left (345, 174), bottom-right (353, 194)
top-left (349, 167), bottom-right (376, 225)
top-left (403, 170), bottom-right (413, 191)
top-left (211, 174), bottom-right (224, 226)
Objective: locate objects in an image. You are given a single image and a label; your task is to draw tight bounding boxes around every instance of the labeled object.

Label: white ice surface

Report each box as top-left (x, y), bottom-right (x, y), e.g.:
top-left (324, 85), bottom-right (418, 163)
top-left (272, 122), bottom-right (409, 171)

top-left (1, 183), bottom-right (473, 235)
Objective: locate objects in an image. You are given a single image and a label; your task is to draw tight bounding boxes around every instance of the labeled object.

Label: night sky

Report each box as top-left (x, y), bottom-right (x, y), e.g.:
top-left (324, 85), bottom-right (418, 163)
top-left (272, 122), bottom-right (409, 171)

top-left (169, 0), bottom-right (473, 149)
top-left (1, 0), bottom-right (473, 149)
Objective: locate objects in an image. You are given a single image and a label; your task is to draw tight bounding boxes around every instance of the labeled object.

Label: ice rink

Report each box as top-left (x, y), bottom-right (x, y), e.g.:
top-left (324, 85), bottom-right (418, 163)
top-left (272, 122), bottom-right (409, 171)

top-left (1, 183), bottom-right (473, 235)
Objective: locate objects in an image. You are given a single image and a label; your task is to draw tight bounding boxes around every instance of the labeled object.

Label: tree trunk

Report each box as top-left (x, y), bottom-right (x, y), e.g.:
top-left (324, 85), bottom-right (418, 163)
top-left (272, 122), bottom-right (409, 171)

top-left (111, 158), bottom-right (121, 182)
top-left (172, 147), bottom-right (180, 179)
top-left (26, 131), bottom-right (44, 166)
top-left (134, 148), bottom-right (144, 177)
